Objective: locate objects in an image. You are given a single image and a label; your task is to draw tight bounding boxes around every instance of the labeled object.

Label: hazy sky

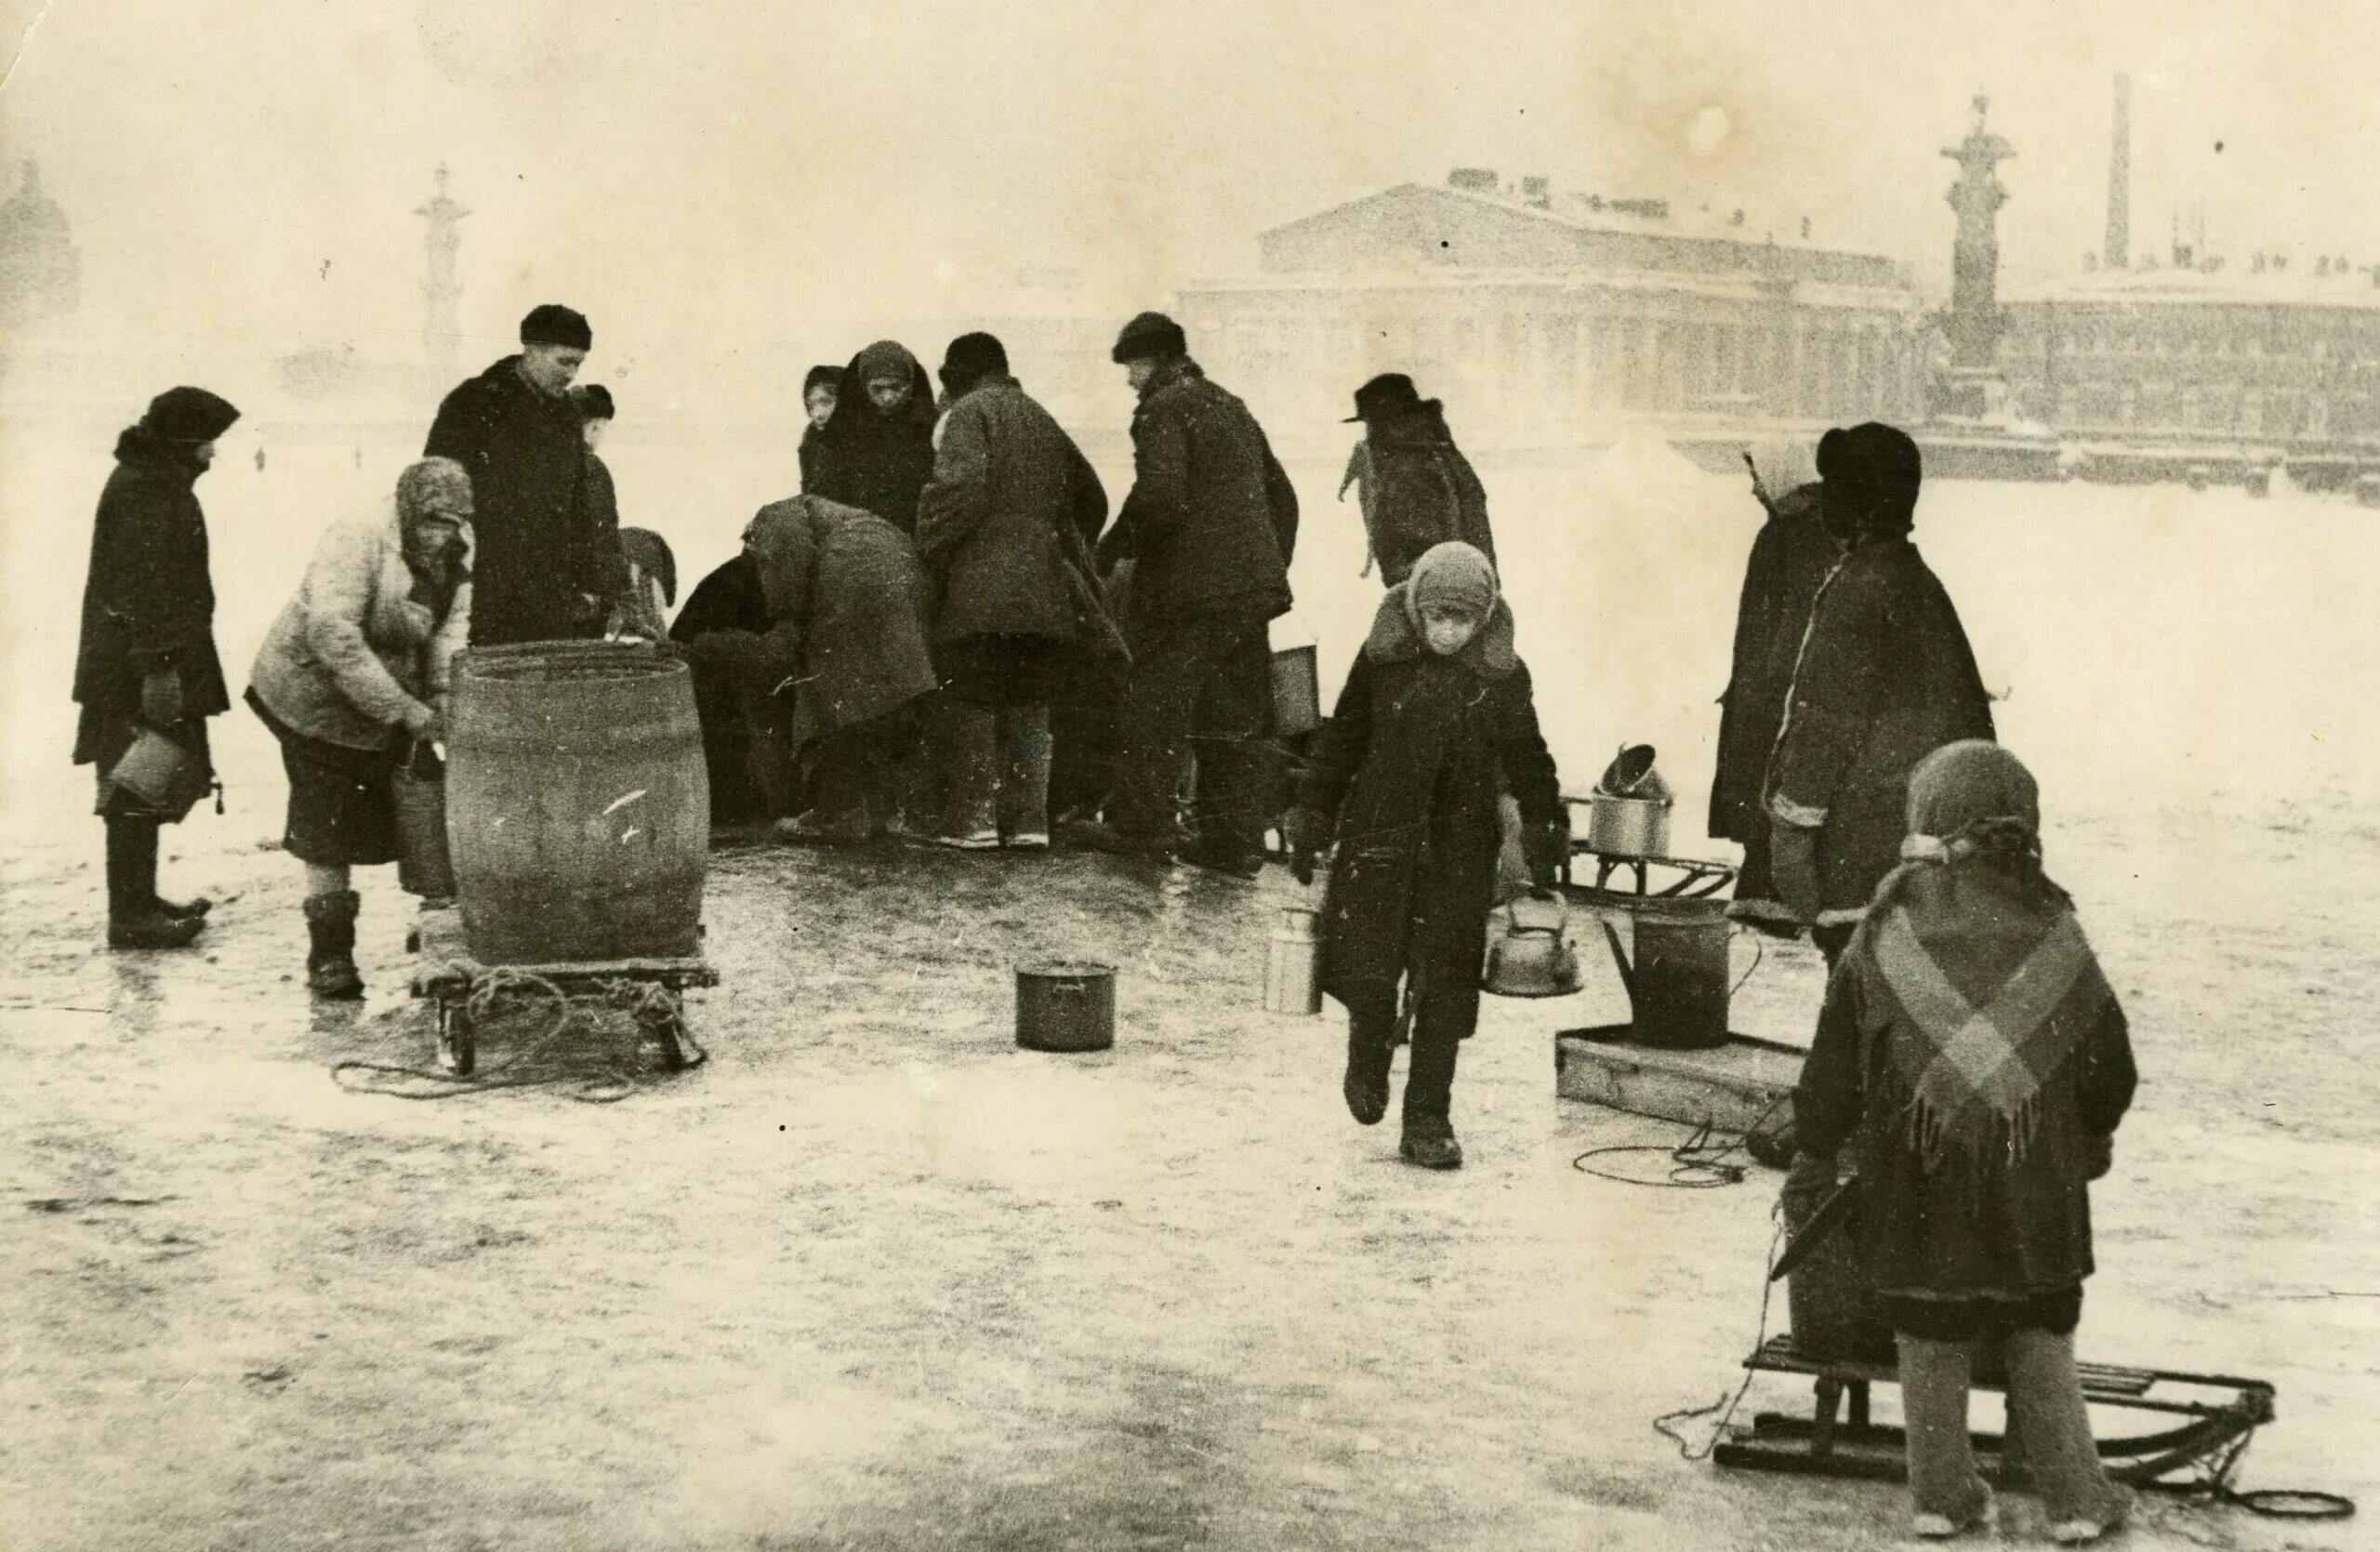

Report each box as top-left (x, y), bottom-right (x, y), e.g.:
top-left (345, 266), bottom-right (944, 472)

top-left (5, 0), bottom-right (2377, 369)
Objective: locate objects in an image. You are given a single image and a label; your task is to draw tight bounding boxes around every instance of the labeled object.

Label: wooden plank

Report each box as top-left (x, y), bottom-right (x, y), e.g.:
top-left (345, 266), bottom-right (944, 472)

top-left (1749, 1335), bottom-right (2159, 1398)
top-left (407, 909), bottom-right (716, 994)
top-left (1555, 1031), bottom-right (1799, 1133)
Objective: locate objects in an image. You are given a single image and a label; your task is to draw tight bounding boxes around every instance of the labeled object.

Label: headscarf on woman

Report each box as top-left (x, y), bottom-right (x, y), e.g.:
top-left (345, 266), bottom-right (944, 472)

top-left (804, 341), bottom-right (938, 535)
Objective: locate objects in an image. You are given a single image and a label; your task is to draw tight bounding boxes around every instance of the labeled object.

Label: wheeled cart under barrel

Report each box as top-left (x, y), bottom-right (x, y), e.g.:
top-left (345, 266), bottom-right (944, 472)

top-left (405, 905), bottom-right (718, 1077)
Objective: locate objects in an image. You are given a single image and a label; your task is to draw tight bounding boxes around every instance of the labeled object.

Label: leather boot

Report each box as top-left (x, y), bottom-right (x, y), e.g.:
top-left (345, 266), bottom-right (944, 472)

top-left (106, 817), bottom-right (204, 950)
top-left (303, 890), bottom-right (364, 999)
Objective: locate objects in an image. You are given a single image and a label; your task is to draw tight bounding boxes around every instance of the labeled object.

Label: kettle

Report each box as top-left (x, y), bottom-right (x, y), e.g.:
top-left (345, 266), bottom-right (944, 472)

top-left (1481, 889), bottom-right (1582, 999)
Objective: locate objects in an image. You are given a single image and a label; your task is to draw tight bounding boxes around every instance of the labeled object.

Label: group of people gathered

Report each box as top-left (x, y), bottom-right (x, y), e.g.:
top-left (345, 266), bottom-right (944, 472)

top-left (73, 303), bottom-right (2135, 1539)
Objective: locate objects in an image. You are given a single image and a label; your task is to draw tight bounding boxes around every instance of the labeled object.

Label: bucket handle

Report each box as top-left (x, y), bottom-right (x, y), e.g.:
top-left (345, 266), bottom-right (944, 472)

top-left (1596, 916), bottom-right (1761, 1002)
top-left (1730, 931), bottom-right (1765, 999)
top-left (1503, 887), bottom-right (1568, 936)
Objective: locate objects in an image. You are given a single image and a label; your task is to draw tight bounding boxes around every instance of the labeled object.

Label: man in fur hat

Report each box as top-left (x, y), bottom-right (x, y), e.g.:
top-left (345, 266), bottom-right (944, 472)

top-left (426, 303), bottom-right (617, 644)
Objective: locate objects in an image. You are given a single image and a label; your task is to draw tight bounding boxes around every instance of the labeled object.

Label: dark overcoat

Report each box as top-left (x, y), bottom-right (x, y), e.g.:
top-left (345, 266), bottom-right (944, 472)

top-left (1713, 484), bottom-right (1841, 921)
top-left (1299, 598), bottom-right (1562, 1004)
top-left (802, 356), bottom-right (939, 537)
top-left (73, 427), bottom-right (232, 803)
top-left (424, 355), bottom-right (601, 645)
top-left (914, 376), bottom-right (1109, 643)
top-left (1100, 361), bottom-right (1298, 625)
top-left (1767, 536), bottom-right (1995, 925)
top-left (1355, 404), bottom-right (1496, 586)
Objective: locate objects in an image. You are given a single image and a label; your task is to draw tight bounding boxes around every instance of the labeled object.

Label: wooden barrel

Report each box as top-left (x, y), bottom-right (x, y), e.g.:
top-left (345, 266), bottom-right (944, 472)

top-left (446, 642), bottom-right (709, 964)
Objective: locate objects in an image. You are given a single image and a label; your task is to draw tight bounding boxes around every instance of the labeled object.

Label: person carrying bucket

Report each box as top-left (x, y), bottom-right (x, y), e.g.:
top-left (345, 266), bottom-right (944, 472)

top-left (1790, 741), bottom-right (2136, 1543)
top-left (1283, 543), bottom-right (1567, 1169)
top-left (245, 458), bottom-right (475, 997)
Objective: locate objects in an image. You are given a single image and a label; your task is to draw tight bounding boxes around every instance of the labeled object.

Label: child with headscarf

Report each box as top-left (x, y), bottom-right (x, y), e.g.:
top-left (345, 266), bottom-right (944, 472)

top-left (1284, 543), bottom-right (1567, 1170)
top-left (1791, 741), bottom-right (2135, 1543)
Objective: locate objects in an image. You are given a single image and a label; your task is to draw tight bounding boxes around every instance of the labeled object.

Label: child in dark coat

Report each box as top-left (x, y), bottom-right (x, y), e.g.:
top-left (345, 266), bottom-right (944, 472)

top-left (1792, 741), bottom-right (2135, 1543)
top-left (1286, 543), bottom-right (1567, 1169)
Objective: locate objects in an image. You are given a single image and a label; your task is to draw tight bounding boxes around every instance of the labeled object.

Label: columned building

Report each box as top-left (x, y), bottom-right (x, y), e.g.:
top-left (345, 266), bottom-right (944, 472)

top-left (1176, 172), bottom-right (1926, 459)
top-left (1998, 264), bottom-right (2380, 455)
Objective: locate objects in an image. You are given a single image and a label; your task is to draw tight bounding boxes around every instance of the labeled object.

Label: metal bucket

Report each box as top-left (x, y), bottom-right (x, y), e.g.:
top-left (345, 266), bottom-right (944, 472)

top-left (1586, 792), bottom-right (1672, 858)
top-left (1597, 897), bottom-right (1732, 1050)
top-left (1263, 907), bottom-right (1323, 1015)
top-left (1016, 962), bottom-right (1116, 1052)
top-left (1270, 644), bottom-right (1321, 736)
top-left (391, 744), bottom-right (455, 901)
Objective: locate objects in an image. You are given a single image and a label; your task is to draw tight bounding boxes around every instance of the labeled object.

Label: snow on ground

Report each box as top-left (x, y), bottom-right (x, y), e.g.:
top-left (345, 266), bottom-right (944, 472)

top-left (3, 405), bottom-right (2375, 1549)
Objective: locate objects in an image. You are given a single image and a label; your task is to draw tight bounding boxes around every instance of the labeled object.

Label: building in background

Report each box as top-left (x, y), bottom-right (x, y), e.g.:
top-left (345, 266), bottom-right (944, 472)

top-left (1176, 169), bottom-right (1927, 463)
top-left (1984, 75), bottom-right (2380, 490)
top-left (1996, 261), bottom-right (2380, 486)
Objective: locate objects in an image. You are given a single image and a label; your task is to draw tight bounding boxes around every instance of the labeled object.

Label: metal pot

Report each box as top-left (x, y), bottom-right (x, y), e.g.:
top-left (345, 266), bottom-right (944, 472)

top-left (1586, 792), bottom-right (1673, 859)
top-left (1015, 962), bottom-right (1117, 1052)
top-left (393, 741), bottom-right (456, 902)
top-left (1587, 743), bottom-right (1673, 859)
top-left (1481, 891), bottom-right (1581, 1000)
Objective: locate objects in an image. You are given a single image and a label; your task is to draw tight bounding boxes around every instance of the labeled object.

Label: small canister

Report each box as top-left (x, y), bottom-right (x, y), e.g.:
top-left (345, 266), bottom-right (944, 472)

top-left (1264, 907), bottom-right (1324, 1015)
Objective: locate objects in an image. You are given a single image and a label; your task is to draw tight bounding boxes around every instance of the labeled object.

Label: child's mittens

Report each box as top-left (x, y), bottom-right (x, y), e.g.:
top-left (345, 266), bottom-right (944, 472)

top-left (2082, 1132), bottom-right (2114, 1181)
top-left (1283, 806), bottom-right (1333, 885)
top-left (1521, 816), bottom-right (1571, 888)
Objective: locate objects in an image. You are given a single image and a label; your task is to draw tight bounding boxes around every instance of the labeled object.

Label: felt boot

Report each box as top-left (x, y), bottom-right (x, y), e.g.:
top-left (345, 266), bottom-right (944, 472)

top-left (303, 890), bottom-right (364, 1000)
top-left (106, 816), bottom-right (204, 950)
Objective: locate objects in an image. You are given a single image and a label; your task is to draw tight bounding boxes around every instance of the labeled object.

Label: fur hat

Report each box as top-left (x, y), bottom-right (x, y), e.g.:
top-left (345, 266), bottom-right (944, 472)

top-left (395, 457), bottom-right (474, 520)
top-left (520, 303), bottom-right (592, 351)
top-left (1110, 311), bottom-right (1187, 364)
top-left (939, 331), bottom-right (1010, 393)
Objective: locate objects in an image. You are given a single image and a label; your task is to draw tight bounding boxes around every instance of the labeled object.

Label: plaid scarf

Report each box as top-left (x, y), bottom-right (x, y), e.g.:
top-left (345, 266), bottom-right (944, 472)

top-left (1865, 890), bottom-right (2105, 1167)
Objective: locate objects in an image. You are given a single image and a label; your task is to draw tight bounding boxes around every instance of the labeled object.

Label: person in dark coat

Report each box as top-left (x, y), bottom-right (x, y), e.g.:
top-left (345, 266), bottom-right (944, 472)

top-left (1713, 465), bottom-right (1844, 935)
top-left (670, 543), bottom-right (774, 831)
top-left (1285, 544), bottom-right (1567, 1170)
top-left (1080, 310), bottom-right (1301, 876)
top-left (682, 496), bottom-right (940, 844)
top-left (569, 382), bottom-right (635, 633)
top-left (914, 332), bottom-right (1116, 849)
top-left (1336, 373), bottom-right (1495, 586)
top-left (1767, 423), bottom-right (1994, 968)
top-left (796, 364), bottom-right (842, 494)
top-left (73, 386), bottom-right (242, 949)
top-left (1792, 742), bottom-right (2135, 1542)
top-left (73, 385), bottom-right (244, 947)
top-left (802, 340), bottom-right (937, 537)
top-left (423, 304), bottom-right (611, 645)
